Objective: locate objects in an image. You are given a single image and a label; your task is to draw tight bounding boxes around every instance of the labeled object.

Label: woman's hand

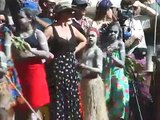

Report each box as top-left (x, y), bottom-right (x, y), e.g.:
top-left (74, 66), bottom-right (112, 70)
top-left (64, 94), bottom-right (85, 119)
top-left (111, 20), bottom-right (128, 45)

top-left (48, 52), bottom-right (54, 59)
top-left (79, 63), bottom-right (86, 68)
top-left (106, 46), bottom-right (114, 56)
top-left (76, 63), bottom-right (86, 70)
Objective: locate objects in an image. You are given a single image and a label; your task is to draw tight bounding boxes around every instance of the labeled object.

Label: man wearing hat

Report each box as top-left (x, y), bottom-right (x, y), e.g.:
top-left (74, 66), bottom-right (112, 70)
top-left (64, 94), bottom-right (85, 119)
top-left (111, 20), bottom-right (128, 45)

top-left (72, 0), bottom-right (97, 36)
top-left (71, 0), bottom-right (97, 64)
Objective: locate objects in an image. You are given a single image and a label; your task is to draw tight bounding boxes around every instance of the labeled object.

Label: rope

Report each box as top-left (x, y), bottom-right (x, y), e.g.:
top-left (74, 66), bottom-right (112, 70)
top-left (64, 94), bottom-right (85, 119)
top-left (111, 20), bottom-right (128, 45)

top-left (5, 75), bottom-right (43, 120)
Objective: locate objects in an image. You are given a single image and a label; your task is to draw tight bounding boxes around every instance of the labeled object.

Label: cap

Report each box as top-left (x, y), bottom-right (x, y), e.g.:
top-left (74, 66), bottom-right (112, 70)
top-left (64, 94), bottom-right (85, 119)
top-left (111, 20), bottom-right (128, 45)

top-left (72, 0), bottom-right (88, 7)
top-left (96, 0), bottom-right (112, 10)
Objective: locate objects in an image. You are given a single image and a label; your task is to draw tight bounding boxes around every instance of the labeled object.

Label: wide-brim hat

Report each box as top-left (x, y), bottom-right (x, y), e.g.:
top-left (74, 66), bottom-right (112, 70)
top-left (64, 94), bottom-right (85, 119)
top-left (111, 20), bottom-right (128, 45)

top-left (54, 0), bottom-right (73, 13)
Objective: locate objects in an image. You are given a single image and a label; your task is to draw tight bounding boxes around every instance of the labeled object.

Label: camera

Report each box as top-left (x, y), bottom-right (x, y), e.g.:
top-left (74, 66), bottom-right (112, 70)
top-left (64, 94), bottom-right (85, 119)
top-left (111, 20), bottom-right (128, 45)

top-left (117, 6), bottom-right (133, 41)
top-left (118, 8), bottom-right (133, 26)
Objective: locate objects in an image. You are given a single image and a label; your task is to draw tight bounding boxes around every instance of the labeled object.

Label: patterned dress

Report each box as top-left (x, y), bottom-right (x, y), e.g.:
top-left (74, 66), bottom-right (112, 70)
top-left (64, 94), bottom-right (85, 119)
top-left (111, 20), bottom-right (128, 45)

top-left (102, 50), bottom-right (129, 120)
top-left (0, 25), bottom-right (22, 103)
top-left (47, 25), bottom-right (82, 120)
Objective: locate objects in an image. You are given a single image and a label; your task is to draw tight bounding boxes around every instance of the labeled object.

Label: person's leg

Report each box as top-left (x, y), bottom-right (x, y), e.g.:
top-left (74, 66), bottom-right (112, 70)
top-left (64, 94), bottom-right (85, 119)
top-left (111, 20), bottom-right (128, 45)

top-left (0, 108), bottom-right (8, 120)
top-left (7, 107), bottom-right (15, 120)
top-left (39, 105), bottom-right (50, 120)
top-left (153, 71), bottom-right (160, 120)
top-left (14, 108), bottom-right (29, 120)
top-left (27, 109), bottom-right (43, 120)
top-left (0, 108), bottom-right (15, 120)
top-left (15, 108), bottom-right (42, 120)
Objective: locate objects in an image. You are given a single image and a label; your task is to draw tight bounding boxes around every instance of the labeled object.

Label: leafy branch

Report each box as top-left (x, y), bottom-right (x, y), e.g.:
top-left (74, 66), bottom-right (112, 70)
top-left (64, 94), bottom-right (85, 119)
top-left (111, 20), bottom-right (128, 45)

top-left (11, 36), bottom-right (29, 52)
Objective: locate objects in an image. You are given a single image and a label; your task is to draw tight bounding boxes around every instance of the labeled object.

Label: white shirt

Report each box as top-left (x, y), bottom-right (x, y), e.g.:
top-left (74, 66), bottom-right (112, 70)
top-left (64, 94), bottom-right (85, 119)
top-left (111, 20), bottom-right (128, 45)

top-left (124, 18), bottom-right (147, 55)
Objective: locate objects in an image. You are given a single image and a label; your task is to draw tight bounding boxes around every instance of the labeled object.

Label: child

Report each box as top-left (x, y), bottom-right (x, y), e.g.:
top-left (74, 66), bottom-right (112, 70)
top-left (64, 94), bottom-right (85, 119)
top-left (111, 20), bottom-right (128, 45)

top-left (101, 22), bottom-right (129, 120)
top-left (78, 27), bottom-right (108, 120)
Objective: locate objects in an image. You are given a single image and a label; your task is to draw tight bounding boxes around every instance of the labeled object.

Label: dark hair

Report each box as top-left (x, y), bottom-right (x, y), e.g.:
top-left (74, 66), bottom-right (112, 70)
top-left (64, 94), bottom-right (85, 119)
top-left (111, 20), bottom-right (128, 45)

top-left (106, 22), bottom-right (122, 40)
top-left (39, 0), bottom-right (56, 10)
top-left (94, 0), bottom-right (112, 21)
top-left (53, 5), bottom-right (73, 21)
top-left (121, 0), bottom-right (132, 9)
top-left (54, 10), bottom-right (71, 20)
top-left (38, 0), bottom-right (46, 9)
top-left (94, 8), bottom-right (107, 21)
top-left (133, 48), bottom-right (147, 59)
top-left (17, 9), bottom-right (37, 31)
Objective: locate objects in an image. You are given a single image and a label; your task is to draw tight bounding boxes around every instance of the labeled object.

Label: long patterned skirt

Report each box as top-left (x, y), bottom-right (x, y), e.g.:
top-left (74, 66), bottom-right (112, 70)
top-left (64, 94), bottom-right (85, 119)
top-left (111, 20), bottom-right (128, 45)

top-left (103, 68), bottom-right (129, 120)
top-left (103, 51), bottom-right (130, 120)
top-left (48, 52), bottom-right (82, 120)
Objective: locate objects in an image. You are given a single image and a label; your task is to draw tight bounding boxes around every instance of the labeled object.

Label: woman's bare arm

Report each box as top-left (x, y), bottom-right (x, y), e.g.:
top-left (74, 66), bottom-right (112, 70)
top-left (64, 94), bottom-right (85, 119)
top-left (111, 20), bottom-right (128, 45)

top-left (71, 26), bottom-right (87, 54)
top-left (44, 25), bottom-right (54, 40)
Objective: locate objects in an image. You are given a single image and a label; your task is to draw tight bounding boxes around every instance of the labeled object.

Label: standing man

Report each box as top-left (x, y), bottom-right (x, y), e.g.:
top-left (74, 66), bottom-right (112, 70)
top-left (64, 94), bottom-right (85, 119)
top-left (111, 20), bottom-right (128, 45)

top-left (71, 0), bottom-right (96, 60)
top-left (72, 0), bottom-right (97, 36)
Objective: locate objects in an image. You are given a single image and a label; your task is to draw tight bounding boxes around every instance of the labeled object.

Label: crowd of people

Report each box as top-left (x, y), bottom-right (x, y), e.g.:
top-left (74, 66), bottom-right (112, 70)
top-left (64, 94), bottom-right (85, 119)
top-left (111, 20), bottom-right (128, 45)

top-left (0, 0), bottom-right (160, 120)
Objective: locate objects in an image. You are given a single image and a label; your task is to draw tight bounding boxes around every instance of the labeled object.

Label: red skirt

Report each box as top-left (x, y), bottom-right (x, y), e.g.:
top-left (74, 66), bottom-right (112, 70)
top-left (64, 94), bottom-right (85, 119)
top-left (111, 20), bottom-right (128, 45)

top-left (14, 58), bottom-right (50, 110)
